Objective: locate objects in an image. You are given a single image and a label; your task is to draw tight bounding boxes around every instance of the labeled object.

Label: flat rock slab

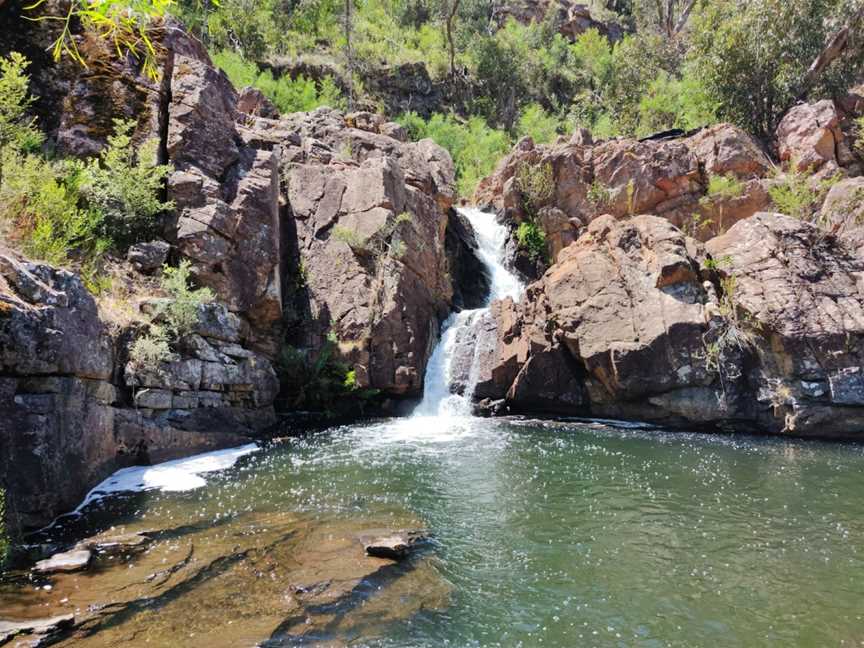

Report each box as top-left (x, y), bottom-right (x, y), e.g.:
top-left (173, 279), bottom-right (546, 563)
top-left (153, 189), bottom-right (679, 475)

top-left (0, 614), bottom-right (74, 644)
top-left (34, 549), bottom-right (92, 574)
top-left (361, 530), bottom-right (427, 560)
top-left (78, 532), bottom-right (152, 556)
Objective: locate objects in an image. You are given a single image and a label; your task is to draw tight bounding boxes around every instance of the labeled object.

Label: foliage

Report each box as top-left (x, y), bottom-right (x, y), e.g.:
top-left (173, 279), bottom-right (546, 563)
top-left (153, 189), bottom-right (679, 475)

top-left (688, 0), bottom-right (863, 140)
top-left (128, 325), bottom-right (173, 368)
top-left (27, 0), bottom-right (174, 79)
top-left (278, 332), bottom-right (377, 412)
top-left (212, 51), bottom-right (346, 114)
top-left (83, 119), bottom-right (173, 248)
top-left (857, 115), bottom-right (864, 156)
top-left (0, 55), bottom-right (172, 285)
top-left (587, 179), bottom-right (612, 209)
top-left (699, 173), bottom-right (745, 233)
top-left (515, 161), bottom-right (554, 214)
top-left (516, 220), bottom-right (548, 262)
top-left (702, 273), bottom-right (760, 382)
top-left (768, 164), bottom-right (839, 223)
top-left (158, 260), bottom-right (215, 338)
top-left (331, 225), bottom-right (371, 253)
top-left (397, 111), bottom-right (511, 196)
top-left (516, 103), bottom-right (562, 145)
top-left (0, 52), bottom-right (43, 158)
top-left (129, 261), bottom-right (214, 371)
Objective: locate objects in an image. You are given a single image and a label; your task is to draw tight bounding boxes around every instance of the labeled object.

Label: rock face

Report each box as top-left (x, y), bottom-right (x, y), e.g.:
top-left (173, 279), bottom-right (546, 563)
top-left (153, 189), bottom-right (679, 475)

top-left (776, 100), bottom-right (845, 175)
top-left (0, 12), bottom-right (466, 530)
top-left (276, 107), bottom-right (459, 396)
top-left (474, 123), bottom-right (772, 265)
top-left (0, 251), bottom-right (254, 531)
top-left (475, 213), bottom-right (864, 437)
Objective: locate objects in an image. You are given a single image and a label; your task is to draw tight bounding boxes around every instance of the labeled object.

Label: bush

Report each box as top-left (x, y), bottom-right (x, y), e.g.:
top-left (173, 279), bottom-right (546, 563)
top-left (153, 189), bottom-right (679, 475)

top-left (517, 104), bottom-right (562, 145)
top-left (277, 332), bottom-right (377, 412)
top-left (0, 52), bottom-right (43, 157)
top-left (128, 325), bottom-right (173, 369)
top-left (158, 260), bottom-right (215, 339)
top-left (516, 220), bottom-right (547, 262)
top-left (768, 164), bottom-right (838, 223)
top-left (129, 261), bottom-right (215, 372)
top-left (397, 111), bottom-right (511, 196)
top-left (515, 161), bottom-right (554, 214)
top-left (83, 119), bottom-right (173, 248)
top-left (212, 50), bottom-right (346, 114)
top-left (688, 0), bottom-right (859, 140)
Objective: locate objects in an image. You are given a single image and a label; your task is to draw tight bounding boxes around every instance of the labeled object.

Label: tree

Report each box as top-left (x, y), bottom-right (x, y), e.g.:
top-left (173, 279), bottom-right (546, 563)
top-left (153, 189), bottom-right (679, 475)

top-left (445, 0), bottom-right (461, 78)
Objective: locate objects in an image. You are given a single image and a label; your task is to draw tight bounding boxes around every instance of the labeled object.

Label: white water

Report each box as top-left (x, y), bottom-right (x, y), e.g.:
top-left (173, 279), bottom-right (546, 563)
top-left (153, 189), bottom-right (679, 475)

top-left (412, 208), bottom-right (524, 419)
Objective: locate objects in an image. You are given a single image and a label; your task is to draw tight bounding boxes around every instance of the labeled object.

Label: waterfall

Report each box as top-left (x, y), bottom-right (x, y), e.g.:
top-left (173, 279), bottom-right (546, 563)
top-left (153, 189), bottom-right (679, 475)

top-left (413, 208), bottom-right (524, 418)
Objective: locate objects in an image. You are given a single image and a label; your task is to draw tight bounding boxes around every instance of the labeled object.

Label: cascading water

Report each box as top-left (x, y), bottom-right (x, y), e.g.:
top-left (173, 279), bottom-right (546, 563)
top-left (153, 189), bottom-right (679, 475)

top-left (413, 207), bottom-right (524, 418)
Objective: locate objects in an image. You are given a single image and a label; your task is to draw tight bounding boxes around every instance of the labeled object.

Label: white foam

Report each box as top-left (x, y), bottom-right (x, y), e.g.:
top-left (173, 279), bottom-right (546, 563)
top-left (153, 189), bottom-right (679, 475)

top-left (75, 444), bottom-right (259, 512)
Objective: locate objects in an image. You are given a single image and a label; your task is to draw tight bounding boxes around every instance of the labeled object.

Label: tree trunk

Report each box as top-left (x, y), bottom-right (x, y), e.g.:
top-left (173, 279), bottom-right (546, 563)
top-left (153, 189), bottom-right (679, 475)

top-left (446, 0), bottom-right (461, 80)
top-left (345, 0), bottom-right (353, 110)
top-left (799, 5), bottom-right (864, 98)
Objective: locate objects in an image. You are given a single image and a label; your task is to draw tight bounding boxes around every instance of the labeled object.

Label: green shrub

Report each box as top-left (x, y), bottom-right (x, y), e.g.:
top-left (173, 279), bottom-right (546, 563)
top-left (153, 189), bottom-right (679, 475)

top-left (0, 52), bottom-right (43, 158)
top-left (331, 225), bottom-right (372, 254)
top-left (768, 164), bottom-right (838, 224)
top-left (515, 161), bottom-right (554, 214)
top-left (27, 0), bottom-right (172, 79)
top-left (517, 104), bottom-right (561, 145)
top-left (396, 111), bottom-right (511, 197)
top-left (212, 50), bottom-right (346, 114)
top-left (128, 325), bottom-right (173, 369)
top-left (129, 261), bottom-right (214, 372)
top-left (277, 332), bottom-right (371, 412)
top-left (83, 119), bottom-right (173, 248)
top-left (699, 173), bottom-right (745, 233)
top-left (516, 220), bottom-right (547, 262)
top-left (587, 179), bottom-right (612, 209)
top-left (158, 260), bottom-right (216, 339)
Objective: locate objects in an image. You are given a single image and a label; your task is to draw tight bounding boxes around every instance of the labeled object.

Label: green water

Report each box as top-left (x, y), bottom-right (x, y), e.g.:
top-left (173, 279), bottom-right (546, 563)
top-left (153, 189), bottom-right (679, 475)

top-left (40, 417), bottom-right (864, 646)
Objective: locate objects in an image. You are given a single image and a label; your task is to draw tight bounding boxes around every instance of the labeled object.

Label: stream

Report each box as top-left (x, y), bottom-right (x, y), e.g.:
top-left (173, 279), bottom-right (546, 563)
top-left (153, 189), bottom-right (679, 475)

top-left (2, 211), bottom-right (864, 647)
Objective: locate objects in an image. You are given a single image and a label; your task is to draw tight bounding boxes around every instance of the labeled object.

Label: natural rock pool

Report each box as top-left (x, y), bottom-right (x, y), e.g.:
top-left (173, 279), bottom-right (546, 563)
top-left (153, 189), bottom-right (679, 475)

top-left (3, 416), bottom-right (864, 646)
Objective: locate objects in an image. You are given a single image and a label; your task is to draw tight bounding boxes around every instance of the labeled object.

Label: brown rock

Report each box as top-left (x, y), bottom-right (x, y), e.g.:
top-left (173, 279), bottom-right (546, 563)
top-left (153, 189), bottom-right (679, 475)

top-left (684, 123), bottom-right (771, 178)
top-left (776, 100), bottom-right (844, 173)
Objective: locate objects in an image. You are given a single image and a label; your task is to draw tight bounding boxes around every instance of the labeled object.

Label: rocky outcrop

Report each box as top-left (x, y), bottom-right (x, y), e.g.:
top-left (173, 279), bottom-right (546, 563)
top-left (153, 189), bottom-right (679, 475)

top-left (274, 107), bottom-right (459, 396)
top-left (474, 213), bottom-right (864, 438)
top-left (0, 251), bottom-right (254, 532)
top-left (474, 123), bottom-right (772, 265)
top-left (493, 0), bottom-right (626, 42)
top-left (776, 100), bottom-right (845, 175)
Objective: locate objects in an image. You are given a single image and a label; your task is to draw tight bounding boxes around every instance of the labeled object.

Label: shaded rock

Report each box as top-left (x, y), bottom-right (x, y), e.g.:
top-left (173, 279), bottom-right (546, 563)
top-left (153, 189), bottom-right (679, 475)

top-left (821, 176), bottom-right (864, 251)
top-left (683, 123), bottom-right (771, 178)
top-left (34, 549), bottom-right (92, 574)
top-left (445, 209), bottom-right (491, 310)
top-left (127, 240), bottom-right (170, 274)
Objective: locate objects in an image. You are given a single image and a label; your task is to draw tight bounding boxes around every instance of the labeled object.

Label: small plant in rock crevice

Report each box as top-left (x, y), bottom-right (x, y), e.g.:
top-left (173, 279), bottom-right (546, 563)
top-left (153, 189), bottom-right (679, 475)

top-left (587, 179), bottom-right (612, 210)
top-left (0, 487), bottom-right (9, 570)
top-left (768, 162), bottom-right (840, 225)
top-left (699, 173), bottom-right (744, 234)
top-left (515, 161), bottom-right (554, 215)
top-left (700, 269), bottom-right (761, 392)
top-left (516, 220), bottom-right (548, 263)
top-left (128, 261), bottom-right (215, 372)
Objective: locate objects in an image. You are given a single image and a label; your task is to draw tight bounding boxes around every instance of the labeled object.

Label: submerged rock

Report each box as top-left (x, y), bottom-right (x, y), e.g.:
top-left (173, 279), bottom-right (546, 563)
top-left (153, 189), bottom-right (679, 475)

top-left (34, 549), bottom-right (92, 574)
top-left (0, 614), bottom-right (74, 645)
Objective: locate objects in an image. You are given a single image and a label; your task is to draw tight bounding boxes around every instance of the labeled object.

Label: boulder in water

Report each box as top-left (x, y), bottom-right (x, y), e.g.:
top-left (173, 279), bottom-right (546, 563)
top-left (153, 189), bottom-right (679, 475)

top-left (34, 549), bottom-right (92, 574)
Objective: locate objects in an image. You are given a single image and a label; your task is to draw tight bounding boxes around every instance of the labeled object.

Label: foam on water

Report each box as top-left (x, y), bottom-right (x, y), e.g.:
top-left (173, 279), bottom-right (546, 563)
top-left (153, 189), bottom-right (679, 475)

top-left (75, 444), bottom-right (259, 512)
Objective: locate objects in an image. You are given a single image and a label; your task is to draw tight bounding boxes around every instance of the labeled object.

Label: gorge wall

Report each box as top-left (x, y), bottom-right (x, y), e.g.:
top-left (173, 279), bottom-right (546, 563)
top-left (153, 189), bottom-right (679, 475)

top-left (0, 7), bottom-right (474, 531)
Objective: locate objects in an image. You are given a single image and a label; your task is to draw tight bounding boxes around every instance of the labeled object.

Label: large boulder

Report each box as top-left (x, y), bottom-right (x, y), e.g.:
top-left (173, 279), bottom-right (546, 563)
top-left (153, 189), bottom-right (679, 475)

top-left (475, 213), bottom-right (864, 437)
top-left (775, 100), bottom-right (845, 175)
top-left (474, 124), bottom-right (772, 259)
top-left (279, 109), bottom-right (459, 396)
